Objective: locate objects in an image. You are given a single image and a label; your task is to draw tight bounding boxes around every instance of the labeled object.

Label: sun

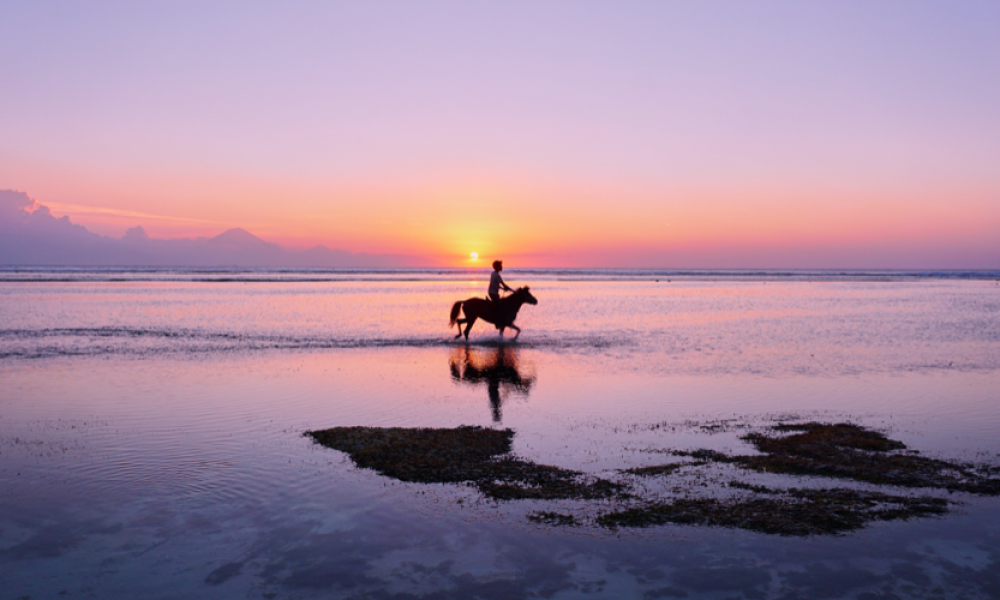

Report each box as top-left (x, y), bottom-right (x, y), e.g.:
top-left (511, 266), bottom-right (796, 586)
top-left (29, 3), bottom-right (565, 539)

top-left (470, 252), bottom-right (479, 261)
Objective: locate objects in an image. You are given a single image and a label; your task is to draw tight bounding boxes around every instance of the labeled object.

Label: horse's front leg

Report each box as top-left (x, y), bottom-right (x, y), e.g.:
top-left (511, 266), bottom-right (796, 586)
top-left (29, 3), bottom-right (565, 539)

top-left (509, 324), bottom-right (521, 339)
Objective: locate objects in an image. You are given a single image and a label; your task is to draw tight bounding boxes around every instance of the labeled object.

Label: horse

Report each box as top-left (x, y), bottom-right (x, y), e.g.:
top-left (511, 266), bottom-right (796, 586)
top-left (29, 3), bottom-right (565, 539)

top-left (449, 287), bottom-right (538, 340)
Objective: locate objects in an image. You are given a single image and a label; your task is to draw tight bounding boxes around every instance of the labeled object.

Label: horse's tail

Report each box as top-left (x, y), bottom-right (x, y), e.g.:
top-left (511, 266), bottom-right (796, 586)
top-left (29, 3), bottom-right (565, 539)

top-left (449, 301), bottom-right (463, 328)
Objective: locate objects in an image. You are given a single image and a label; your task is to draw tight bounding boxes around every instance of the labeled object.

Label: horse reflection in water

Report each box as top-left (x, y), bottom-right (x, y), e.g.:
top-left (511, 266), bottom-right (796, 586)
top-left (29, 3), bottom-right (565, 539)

top-left (449, 346), bottom-right (535, 422)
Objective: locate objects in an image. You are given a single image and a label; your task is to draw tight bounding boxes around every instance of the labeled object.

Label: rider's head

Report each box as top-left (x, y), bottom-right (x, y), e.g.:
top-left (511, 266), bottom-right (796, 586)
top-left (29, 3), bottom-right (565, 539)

top-left (493, 260), bottom-right (503, 271)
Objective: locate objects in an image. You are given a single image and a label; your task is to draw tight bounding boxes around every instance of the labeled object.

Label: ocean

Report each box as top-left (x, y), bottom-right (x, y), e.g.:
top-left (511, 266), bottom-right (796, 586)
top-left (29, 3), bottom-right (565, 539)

top-left (2, 268), bottom-right (999, 599)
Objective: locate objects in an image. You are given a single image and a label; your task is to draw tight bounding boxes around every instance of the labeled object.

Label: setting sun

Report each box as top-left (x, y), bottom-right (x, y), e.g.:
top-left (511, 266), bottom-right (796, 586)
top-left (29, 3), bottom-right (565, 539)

top-left (470, 252), bottom-right (478, 261)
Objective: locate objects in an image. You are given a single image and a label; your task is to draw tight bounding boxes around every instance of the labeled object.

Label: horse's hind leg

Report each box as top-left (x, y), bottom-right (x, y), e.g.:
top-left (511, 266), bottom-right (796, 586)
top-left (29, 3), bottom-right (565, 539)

top-left (454, 318), bottom-right (467, 339)
top-left (463, 317), bottom-right (477, 340)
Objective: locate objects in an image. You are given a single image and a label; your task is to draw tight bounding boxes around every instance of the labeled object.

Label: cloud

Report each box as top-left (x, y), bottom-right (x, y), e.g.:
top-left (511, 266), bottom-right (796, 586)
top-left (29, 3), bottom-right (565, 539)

top-left (0, 189), bottom-right (35, 212)
top-left (122, 226), bottom-right (149, 243)
top-left (43, 201), bottom-right (227, 226)
top-left (0, 190), bottom-right (41, 227)
top-left (0, 190), bottom-right (427, 267)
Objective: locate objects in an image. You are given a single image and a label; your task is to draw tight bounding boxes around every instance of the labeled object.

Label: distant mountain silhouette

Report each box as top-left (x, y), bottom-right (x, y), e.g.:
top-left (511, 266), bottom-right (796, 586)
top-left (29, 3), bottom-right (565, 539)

top-left (0, 190), bottom-right (428, 267)
top-left (209, 227), bottom-right (277, 250)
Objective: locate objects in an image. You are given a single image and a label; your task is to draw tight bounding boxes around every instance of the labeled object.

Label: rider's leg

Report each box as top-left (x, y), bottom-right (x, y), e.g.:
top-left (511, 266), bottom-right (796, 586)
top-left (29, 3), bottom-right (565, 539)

top-left (488, 292), bottom-right (503, 324)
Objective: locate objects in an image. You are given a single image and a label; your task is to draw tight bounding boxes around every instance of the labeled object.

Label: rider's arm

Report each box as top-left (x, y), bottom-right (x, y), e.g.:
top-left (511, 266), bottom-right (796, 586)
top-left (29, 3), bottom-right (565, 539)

top-left (500, 276), bottom-right (512, 291)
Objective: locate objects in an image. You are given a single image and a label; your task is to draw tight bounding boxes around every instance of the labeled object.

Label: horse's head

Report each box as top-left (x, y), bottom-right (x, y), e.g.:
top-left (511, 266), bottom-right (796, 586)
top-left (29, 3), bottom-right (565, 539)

top-left (514, 286), bottom-right (538, 305)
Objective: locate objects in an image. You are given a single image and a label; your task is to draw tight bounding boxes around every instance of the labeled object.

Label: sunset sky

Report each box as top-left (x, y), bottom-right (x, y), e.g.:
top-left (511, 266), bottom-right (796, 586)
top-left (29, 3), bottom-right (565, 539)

top-left (2, 2), bottom-right (998, 267)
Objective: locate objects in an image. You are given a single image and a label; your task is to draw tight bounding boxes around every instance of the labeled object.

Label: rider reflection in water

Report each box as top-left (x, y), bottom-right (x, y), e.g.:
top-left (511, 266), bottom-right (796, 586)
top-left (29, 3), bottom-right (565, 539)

top-left (449, 346), bottom-right (535, 422)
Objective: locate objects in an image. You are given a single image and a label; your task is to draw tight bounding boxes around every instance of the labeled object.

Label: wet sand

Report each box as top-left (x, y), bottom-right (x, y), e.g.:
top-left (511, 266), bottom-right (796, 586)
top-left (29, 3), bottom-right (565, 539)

top-left (3, 273), bottom-right (1000, 598)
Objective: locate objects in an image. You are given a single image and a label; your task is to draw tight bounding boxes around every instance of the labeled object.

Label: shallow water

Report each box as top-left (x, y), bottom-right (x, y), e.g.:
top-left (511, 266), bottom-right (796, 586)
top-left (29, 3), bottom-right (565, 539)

top-left (2, 270), bottom-right (999, 598)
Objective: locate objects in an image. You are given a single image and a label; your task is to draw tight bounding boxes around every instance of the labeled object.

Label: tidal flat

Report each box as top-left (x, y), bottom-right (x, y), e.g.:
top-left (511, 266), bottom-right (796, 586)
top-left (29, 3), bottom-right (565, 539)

top-left (2, 270), bottom-right (1000, 598)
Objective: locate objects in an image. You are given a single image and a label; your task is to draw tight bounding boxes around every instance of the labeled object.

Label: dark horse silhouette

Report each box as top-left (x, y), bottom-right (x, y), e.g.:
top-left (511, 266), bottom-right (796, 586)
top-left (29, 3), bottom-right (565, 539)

top-left (449, 287), bottom-right (538, 340)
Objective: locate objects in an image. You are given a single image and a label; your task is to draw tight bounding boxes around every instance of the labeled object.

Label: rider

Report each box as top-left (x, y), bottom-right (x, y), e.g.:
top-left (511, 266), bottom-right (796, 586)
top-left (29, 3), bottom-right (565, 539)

top-left (488, 260), bottom-right (513, 319)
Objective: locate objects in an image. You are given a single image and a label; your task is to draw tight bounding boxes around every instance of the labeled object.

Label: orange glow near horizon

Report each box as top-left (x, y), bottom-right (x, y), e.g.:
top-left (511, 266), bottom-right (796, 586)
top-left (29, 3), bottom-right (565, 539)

top-left (6, 166), bottom-right (1000, 268)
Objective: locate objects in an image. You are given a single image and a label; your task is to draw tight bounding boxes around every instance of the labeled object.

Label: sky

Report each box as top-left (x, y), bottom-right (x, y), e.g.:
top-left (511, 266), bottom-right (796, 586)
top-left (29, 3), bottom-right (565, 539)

top-left (2, 1), bottom-right (999, 268)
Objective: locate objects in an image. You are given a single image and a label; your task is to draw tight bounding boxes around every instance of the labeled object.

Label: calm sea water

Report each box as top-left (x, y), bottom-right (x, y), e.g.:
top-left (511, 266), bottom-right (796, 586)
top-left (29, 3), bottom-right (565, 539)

top-left (2, 268), bottom-right (999, 599)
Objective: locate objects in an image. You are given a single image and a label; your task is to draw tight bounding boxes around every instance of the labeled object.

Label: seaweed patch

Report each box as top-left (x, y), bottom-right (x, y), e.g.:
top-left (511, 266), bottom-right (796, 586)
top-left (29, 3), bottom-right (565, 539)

top-left (675, 422), bottom-right (1000, 495)
top-left (305, 425), bottom-right (623, 501)
top-left (306, 422), bottom-right (998, 536)
top-left (528, 511), bottom-right (578, 526)
top-left (596, 488), bottom-right (948, 536)
top-left (624, 462), bottom-right (700, 477)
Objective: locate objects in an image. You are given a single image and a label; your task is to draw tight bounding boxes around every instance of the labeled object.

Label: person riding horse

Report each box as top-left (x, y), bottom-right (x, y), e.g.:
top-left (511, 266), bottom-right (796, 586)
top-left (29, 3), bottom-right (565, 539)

top-left (449, 261), bottom-right (537, 340)
top-left (489, 260), bottom-right (511, 302)
top-left (489, 260), bottom-right (512, 321)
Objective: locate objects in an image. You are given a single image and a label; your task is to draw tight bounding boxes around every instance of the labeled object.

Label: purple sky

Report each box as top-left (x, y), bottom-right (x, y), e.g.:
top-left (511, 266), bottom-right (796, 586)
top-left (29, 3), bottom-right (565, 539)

top-left (1, 2), bottom-right (998, 267)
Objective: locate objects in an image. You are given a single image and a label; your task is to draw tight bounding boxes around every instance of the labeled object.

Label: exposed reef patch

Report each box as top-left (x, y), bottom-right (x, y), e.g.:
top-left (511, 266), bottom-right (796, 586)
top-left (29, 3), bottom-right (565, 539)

top-left (624, 462), bottom-right (703, 477)
top-left (597, 487), bottom-right (948, 536)
top-left (306, 422), bottom-right (999, 536)
top-left (673, 422), bottom-right (1000, 495)
top-left (305, 425), bottom-right (623, 501)
top-left (527, 511), bottom-right (578, 526)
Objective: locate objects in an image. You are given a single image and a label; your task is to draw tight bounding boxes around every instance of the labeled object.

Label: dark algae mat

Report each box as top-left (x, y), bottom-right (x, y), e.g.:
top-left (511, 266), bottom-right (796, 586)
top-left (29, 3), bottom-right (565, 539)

top-left (307, 422), bottom-right (1000, 536)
